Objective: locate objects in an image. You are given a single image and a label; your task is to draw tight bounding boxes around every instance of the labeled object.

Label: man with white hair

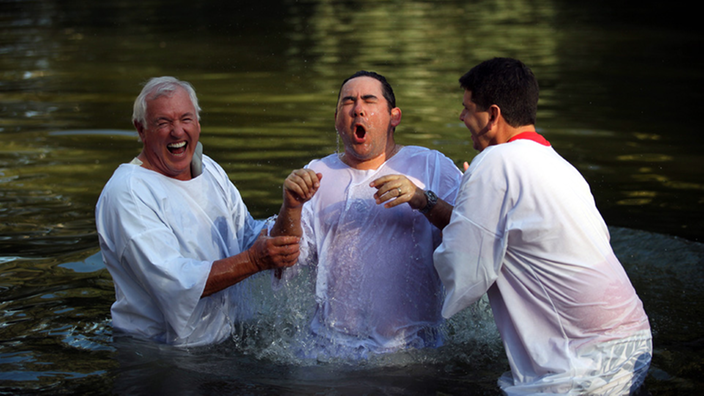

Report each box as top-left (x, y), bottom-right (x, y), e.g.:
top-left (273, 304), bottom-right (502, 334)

top-left (96, 77), bottom-right (302, 347)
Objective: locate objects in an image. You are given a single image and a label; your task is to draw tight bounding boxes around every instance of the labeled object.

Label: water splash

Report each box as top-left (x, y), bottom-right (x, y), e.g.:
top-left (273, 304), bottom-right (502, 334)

top-left (225, 265), bottom-right (501, 369)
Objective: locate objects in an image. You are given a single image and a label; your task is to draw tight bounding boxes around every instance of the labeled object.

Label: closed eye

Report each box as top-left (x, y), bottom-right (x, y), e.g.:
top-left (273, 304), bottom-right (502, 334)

top-left (340, 97), bottom-right (355, 105)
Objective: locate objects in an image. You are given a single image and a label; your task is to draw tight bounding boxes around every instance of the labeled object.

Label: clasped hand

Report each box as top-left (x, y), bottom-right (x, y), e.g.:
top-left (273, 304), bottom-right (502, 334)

top-left (249, 229), bottom-right (300, 271)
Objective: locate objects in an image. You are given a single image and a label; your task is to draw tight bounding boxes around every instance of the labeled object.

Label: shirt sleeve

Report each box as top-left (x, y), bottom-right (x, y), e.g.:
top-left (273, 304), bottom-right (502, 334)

top-left (238, 211), bottom-right (267, 251)
top-left (433, 149), bottom-right (509, 318)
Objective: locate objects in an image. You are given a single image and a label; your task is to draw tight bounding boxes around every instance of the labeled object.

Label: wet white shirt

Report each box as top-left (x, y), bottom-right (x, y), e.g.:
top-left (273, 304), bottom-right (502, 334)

top-left (96, 155), bottom-right (265, 347)
top-left (434, 140), bottom-right (652, 394)
top-left (288, 146), bottom-right (462, 355)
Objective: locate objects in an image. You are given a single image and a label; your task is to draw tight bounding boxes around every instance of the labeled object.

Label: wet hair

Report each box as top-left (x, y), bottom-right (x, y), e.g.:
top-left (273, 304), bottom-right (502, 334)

top-left (132, 76), bottom-right (201, 127)
top-left (459, 58), bottom-right (539, 127)
top-left (338, 70), bottom-right (396, 112)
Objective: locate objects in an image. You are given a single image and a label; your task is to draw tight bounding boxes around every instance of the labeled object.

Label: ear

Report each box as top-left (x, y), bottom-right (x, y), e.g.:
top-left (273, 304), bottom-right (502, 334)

top-left (487, 104), bottom-right (501, 129)
top-left (390, 107), bottom-right (402, 128)
top-left (134, 120), bottom-right (147, 142)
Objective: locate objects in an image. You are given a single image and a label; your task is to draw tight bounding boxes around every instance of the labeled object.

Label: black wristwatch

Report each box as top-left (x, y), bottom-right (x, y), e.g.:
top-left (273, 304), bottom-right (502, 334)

top-left (420, 190), bottom-right (438, 214)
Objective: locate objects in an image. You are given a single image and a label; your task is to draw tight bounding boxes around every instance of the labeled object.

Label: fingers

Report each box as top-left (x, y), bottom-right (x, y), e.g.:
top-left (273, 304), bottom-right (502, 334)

top-left (370, 175), bottom-right (417, 208)
top-left (271, 243), bottom-right (299, 268)
top-left (271, 247), bottom-right (300, 268)
top-left (369, 174), bottom-right (399, 189)
top-left (254, 233), bottom-right (301, 270)
top-left (255, 229), bottom-right (300, 248)
top-left (370, 175), bottom-right (401, 201)
top-left (284, 169), bottom-right (322, 202)
top-left (267, 233), bottom-right (301, 246)
top-left (463, 161), bottom-right (469, 172)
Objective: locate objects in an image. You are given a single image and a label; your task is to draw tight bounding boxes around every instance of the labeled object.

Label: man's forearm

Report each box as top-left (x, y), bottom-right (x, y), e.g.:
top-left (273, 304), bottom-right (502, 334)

top-left (202, 251), bottom-right (259, 297)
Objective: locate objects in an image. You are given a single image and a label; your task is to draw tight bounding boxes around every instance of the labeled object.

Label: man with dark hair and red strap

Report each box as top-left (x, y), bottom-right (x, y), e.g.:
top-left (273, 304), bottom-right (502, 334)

top-left (433, 58), bottom-right (652, 394)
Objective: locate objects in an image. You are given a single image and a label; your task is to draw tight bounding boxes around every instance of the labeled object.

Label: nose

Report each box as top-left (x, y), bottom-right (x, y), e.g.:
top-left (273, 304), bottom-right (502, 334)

top-left (353, 101), bottom-right (365, 117)
top-left (170, 121), bottom-right (186, 137)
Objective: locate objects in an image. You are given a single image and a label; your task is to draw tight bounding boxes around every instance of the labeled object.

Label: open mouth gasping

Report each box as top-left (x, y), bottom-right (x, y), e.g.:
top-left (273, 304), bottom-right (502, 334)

top-left (167, 141), bottom-right (187, 154)
top-left (354, 125), bottom-right (366, 141)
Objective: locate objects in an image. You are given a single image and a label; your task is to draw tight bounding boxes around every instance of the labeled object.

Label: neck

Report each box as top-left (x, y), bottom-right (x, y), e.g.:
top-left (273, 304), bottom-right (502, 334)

top-left (136, 151), bottom-right (151, 170)
top-left (503, 125), bottom-right (536, 143)
top-left (136, 151), bottom-right (193, 180)
top-left (340, 142), bottom-right (402, 170)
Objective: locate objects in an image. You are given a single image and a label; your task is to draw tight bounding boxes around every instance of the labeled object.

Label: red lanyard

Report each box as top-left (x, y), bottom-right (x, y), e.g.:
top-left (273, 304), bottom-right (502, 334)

top-left (507, 131), bottom-right (551, 146)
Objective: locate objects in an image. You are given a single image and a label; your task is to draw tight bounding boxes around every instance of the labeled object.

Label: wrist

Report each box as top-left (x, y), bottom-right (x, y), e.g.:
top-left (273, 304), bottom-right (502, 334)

top-left (279, 201), bottom-right (304, 219)
top-left (419, 190), bottom-right (438, 214)
top-left (245, 248), bottom-right (264, 272)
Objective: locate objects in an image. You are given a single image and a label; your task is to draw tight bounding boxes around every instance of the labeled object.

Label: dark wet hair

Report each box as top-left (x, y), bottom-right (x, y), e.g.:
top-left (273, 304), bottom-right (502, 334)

top-left (338, 70), bottom-right (396, 111)
top-left (459, 58), bottom-right (539, 127)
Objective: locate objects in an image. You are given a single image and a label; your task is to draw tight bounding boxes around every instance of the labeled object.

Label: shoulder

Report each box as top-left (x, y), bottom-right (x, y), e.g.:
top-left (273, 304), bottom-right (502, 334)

top-left (97, 164), bottom-right (162, 222)
top-left (467, 141), bottom-right (576, 190)
top-left (201, 155), bottom-right (228, 179)
top-left (200, 154), bottom-right (242, 201)
top-left (402, 145), bottom-right (454, 163)
top-left (100, 164), bottom-right (149, 198)
top-left (469, 141), bottom-right (540, 170)
top-left (201, 155), bottom-right (236, 188)
top-left (306, 153), bottom-right (342, 172)
top-left (400, 146), bottom-right (461, 174)
top-left (400, 145), bottom-right (432, 157)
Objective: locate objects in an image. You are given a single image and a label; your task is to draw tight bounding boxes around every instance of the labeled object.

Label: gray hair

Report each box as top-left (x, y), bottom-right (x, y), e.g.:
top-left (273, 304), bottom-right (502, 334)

top-left (132, 76), bottom-right (201, 127)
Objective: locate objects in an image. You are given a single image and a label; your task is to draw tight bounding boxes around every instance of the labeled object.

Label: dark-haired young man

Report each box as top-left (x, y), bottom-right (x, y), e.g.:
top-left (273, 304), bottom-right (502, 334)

top-left (433, 58), bottom-right (652, 394)
top-left (272, 71), bottom-right (462, 357)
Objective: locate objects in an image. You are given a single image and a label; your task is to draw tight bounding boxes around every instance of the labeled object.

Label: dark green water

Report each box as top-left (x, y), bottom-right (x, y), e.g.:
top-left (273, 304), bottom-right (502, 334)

top-left (1, 0), bottom-right (702, 394)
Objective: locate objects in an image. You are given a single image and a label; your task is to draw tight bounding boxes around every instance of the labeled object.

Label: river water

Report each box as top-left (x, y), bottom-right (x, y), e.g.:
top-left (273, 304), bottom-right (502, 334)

top-left (1, 0), bottom-right (702, 394)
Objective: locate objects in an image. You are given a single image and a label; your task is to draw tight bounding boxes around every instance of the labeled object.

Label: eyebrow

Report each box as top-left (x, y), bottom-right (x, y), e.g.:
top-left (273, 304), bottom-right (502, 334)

top-left (154, 112), bottom-right (195, 122)
top-left (341, 94), bottom-right (378, 102)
